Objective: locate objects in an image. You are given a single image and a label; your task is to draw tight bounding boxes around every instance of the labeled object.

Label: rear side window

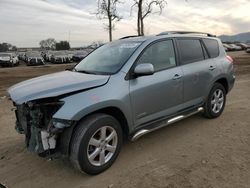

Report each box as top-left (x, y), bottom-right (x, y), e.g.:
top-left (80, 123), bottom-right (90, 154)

top-left (203, 39), bottom-right (219, 58)
top-left (177, 39), bottom-right (204, 65)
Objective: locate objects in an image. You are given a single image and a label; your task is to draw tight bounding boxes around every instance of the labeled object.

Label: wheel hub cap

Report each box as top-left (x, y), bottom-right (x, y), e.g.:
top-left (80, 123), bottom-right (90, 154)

top-left (87, 126), bottom-right (118, 166)
top-left (211, 89), bottom-right (224, 114)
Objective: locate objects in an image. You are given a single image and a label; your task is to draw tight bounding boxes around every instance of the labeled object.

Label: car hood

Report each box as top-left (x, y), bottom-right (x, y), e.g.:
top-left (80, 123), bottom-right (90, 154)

top-left (0, 56), bottom-right (11, 61)
top-left (8, 71), bottom-right (110, 104)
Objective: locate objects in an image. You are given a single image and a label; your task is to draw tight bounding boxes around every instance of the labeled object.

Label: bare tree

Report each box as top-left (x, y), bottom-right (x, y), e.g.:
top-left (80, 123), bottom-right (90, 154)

top-left (96, 0), bottom-right (122, 41)
top-left (39, 38), bottom-right (56, 50)
top-left (131, 0), bottom-right (167, 36)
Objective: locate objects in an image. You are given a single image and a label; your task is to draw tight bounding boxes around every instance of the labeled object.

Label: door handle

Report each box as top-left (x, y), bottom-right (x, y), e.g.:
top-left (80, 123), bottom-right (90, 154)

top-left (209, 65), bottom-right (216, 71)
top-left (172, 74), bottom-right (182, 80)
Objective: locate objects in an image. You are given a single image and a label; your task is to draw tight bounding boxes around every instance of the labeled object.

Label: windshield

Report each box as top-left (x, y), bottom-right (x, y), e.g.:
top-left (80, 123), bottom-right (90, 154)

top-left (74, 41), bottom-right (142, 74)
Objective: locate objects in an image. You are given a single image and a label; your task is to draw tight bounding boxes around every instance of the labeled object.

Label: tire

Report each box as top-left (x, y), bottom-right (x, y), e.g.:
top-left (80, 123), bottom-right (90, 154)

top-left (70, 113), bottom-right (123, 175)
top-left (203, 83), bottom-right (226, 119)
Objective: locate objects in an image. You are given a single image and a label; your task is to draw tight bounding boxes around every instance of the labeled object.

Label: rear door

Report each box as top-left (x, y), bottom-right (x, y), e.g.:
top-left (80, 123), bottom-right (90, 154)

top-left (129, 39), bottom-right (184, 127)
top-left (176, 38), bottom-right (218, 108)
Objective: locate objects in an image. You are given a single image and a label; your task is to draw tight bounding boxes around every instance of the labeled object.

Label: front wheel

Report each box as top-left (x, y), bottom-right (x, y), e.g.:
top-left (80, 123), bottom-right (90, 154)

top-left (70, 114), bottom-right (123, 175)
top-left (203, 83), bottom-right (226, 118)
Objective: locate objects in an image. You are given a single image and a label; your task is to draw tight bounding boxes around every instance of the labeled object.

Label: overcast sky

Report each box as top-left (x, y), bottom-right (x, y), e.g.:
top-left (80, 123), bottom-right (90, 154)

top-left (0, 0), bottom-right (250, 47)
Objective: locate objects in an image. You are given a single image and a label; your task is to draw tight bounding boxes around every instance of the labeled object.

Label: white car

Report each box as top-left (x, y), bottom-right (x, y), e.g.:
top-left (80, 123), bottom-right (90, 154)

top-left (0, 53), bottom-right (19, 67)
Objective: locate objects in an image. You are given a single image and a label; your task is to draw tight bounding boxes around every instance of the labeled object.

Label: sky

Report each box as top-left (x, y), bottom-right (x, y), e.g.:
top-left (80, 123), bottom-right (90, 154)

top-left (0, 0), bottom-right (250, 47)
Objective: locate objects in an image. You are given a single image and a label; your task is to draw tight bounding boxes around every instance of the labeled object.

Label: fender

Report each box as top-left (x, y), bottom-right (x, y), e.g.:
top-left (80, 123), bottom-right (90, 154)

top-left (206, 74), bottom-right (230, 99)
top-left (53, 80), bottom-right (133, 131)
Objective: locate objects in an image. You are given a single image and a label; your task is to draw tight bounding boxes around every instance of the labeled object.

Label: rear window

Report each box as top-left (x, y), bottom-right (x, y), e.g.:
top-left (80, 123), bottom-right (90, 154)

top-left (177, 39), bottom-right (204, 65)
top-left (203, 39), bottom-right (219, 58)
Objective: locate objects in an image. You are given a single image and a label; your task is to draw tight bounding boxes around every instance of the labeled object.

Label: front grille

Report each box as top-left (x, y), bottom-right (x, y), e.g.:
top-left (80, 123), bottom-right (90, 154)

top-left (15, 104), bottom-right (44, 153)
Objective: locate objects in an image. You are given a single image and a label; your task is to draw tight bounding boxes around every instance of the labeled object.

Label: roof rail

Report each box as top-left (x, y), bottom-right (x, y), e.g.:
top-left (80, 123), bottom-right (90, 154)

top-left (119, 35), bottom-right (139, 40)
top-left (157, 31), bottom-right (216, 37)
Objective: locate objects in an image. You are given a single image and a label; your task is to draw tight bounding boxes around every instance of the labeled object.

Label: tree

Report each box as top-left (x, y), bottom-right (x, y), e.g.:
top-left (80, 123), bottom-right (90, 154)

top-left (0, 43), bottom-right (16, 52)
top-left (55, 41), bottom-right (70, 50)
top-left (39, 38), bottom-right (56, 50)
top-left (96, 0), bottom-right (122, 41)
top-left (131, 0), bottom-right (167, 36)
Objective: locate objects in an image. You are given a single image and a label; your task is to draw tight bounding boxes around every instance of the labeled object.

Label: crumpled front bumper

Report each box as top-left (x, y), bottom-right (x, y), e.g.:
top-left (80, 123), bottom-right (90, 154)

top-left (15, 104), bottom-right (57, 153)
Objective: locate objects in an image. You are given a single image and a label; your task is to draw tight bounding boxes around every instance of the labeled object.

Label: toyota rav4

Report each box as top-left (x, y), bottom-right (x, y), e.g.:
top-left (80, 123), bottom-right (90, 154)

top-left (8, 31), bottom-right (235, 175)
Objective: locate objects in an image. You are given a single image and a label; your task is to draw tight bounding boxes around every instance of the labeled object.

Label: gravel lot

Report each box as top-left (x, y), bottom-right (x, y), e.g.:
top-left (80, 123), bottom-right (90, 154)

top-left (0, 51), bottom-right (249, 188)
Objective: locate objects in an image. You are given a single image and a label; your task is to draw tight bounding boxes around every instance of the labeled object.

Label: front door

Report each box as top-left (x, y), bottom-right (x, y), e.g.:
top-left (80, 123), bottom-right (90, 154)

top-left (129, 40), bottom-right (184, 127)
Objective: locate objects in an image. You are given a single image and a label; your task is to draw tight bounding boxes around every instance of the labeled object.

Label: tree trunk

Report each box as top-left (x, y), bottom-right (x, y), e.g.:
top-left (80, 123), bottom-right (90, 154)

top-left (137, 9), bottom-right (141, 35)
top-left (107, 0), bottom-right (112, 41)
top-left (109, 17), bottom-right (112, 41)
top-left (141, 18), bottom-right (144, 36)
top-left (137, 0), bottom-right (143, 36)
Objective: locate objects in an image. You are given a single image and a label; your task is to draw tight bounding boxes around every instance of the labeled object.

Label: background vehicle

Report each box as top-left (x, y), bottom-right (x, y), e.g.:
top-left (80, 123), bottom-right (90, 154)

top-left (223, 43), bottom-right (234, 51)
top-left (8, 31), bottom-right (235, 175)
top-left (25, 51), bottom-right (45, 66)
top-left (17, 52), bottom-right (26, 61)
top-left (50, 51), bottom-right (71, 64)
top-left (228, 43), bottom-right (242, 51)
top-left (72, 51), bottom-right (89, 62)
top-left (236, 43), bottom-right (249, 50)
top-left (0, 52), bottom-right (19, 67)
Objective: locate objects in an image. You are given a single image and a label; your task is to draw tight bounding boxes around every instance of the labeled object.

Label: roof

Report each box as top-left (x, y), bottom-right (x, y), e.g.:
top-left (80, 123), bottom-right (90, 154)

top-left (119, 31), bottom-right (217, 42)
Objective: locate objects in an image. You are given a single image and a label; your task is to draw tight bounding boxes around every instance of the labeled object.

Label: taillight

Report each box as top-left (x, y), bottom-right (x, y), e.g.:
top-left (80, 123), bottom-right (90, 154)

top-left (226, 55), bottom-right (233, 63)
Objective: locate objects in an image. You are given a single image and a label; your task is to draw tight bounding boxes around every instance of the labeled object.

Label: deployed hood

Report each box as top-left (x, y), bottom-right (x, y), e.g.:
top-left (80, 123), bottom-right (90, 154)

top-left (8, 71), bottom-right (110, 104)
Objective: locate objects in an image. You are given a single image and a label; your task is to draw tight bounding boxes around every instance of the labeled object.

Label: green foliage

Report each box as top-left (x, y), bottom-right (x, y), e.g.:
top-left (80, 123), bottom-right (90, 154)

top-left (0, 43), bottom-right (17, 52)
top-left (55, 41), bottom-right (70, 50)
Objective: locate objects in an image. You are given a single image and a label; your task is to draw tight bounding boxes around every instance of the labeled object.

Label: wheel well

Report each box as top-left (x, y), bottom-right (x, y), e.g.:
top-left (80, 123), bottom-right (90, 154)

top-left (216, 78), bottom-right (229, 93)
top-left (94, 107), bottom-right (129, 137)
top-left (60, 107), bottom-right (130, 156)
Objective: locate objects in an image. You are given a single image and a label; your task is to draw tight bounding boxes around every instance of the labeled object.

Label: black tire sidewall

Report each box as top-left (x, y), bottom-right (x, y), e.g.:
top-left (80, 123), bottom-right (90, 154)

top-left (205, 83), bottom-right (226, 118)
top-left (72, 114), bottom-right (123, 175)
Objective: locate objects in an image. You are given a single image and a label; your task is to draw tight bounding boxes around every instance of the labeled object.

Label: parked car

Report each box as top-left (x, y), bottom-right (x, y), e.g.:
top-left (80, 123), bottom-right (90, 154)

top-left (17, 52), bottom-right (26, 61)
top-left (236, 43), bottom-right (249, 50)
top-left (50, 51), bottom-right (71, 64)
top-left (246, 48), bottom-right (250, 53)
top-left (223, 46), bottom-right (228, 52)
top-left (223, 43), bottom-right (234, 51)
top-left (72, 51), bottom-right (89, 62)
top-left (228, 44), bottom-right (242, 51)
top-left (43, 51), bottom-right (54, 62)
top-left (8, 31), bottom-right (235, 175)
top-left (0, 52), bottom-right (19, 67)
top-left (25, 52), bottom-right (45, 66)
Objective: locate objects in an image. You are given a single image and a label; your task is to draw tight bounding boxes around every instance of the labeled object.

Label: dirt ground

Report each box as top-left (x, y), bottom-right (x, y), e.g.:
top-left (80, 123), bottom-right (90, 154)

top-left (0, 51), bottom-right (250, 188)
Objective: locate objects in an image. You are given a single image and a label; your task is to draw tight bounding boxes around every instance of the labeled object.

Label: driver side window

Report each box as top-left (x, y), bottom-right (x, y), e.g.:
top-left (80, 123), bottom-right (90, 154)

top-left (137, 40), bottom-right (176, 72)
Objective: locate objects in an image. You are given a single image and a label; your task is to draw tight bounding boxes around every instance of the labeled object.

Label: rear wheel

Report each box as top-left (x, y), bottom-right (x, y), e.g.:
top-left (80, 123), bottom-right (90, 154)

top-left (70, 114), bottom-right (123, 175)
top-left (203, 83), bottom-right (226, 118)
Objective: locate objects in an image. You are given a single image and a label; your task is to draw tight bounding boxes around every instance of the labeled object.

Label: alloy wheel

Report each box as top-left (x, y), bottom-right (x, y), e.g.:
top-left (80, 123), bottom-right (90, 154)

top-left (87, 126), bottom-right (118, 166)
top-left (211, 89), bottom-right (224, 114)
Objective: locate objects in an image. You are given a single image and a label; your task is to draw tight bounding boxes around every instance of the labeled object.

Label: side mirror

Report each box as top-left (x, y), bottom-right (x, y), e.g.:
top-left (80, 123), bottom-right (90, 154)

top-left (134, 63), bottom-right (154, 77)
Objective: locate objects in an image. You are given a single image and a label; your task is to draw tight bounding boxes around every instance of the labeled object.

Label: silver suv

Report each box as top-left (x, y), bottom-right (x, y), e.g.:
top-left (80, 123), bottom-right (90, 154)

top-left (8, 31), bottom-right (235, 175)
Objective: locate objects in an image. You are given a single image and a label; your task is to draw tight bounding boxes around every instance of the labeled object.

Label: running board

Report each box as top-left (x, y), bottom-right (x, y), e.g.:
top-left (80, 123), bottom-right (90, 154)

top-left (131, 107), bottom-right (204, 141)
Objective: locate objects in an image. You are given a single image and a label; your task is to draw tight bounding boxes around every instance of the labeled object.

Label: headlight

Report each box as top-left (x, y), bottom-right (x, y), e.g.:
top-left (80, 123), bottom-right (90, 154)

top-left (51, 118), bottom-right (73, 129)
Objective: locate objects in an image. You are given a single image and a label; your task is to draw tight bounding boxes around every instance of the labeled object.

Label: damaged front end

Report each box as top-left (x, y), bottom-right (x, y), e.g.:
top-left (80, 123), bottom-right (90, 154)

top-left (14, 98), bottom-right (74, 156)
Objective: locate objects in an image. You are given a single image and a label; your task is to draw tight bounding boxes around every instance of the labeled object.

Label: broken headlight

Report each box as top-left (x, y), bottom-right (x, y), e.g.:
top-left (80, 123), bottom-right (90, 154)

top-left (27, 100), bottom-right (65, 129)
top-left (51, 118), bottom-right (73, 129)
